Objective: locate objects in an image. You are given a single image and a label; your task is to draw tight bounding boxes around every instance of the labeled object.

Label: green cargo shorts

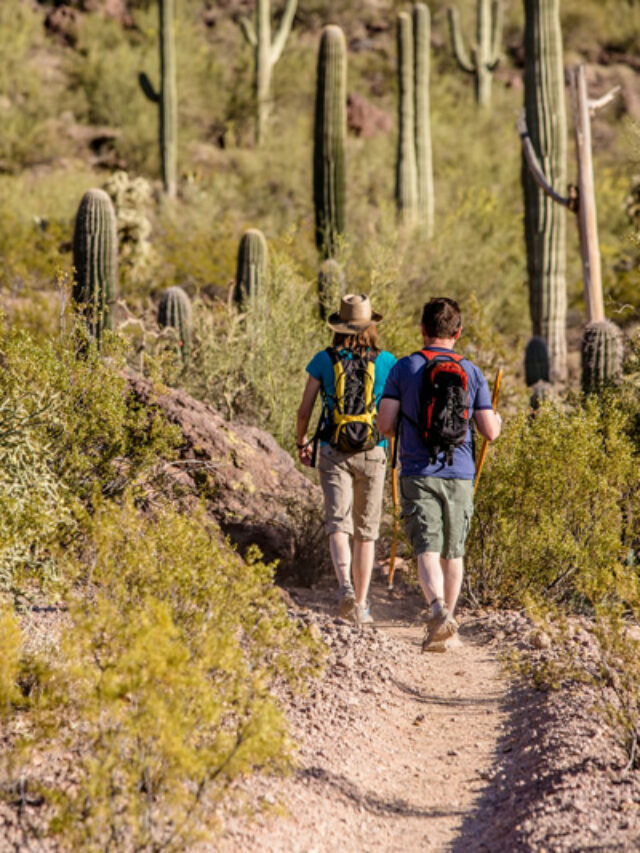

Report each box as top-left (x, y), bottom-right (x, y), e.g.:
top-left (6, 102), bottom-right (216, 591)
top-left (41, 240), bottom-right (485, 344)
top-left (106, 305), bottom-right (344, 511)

top-left (400, 476), bottom-right (474, 559)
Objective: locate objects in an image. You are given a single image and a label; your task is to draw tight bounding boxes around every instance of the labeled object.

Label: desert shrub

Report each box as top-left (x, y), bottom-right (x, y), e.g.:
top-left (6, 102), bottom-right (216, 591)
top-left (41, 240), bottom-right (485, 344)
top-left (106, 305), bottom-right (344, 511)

top-left (0, 322), bottom-right (180, 597)
top-left (0, 609), bottom-right (22, 715)
top-left (28, 500), bottom-right (321, 850)
top-left (466, 396), bottom-right (639, 608)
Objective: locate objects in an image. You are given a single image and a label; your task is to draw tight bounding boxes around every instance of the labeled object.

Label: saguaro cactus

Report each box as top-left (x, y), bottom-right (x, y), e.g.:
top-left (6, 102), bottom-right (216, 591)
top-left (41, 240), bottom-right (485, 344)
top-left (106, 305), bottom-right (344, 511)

top-left (448, 0), bottom-right (503, 107)
top-left (139, 0), bottom-right (177, 197)
top-left (234, 228), bottom-right (268, 311)
top-left (73, 189), bottom-right (118, 342)
top-left (237, 0), bottom-right (298, 146)
top-left (395, 11), bottom-right (418, 226)
top-left (521, 0), bottom-right (568, 382)
top-left (317, 258), bottom-right (345, 321)
top-left (313, 25), bottom-right (347, 259)
top-left (581, 320), bottom-right (623, 394)
top-left (158, 286), bottom-right (192, 361)
top-left (413, 3), bottom-right (434, 236)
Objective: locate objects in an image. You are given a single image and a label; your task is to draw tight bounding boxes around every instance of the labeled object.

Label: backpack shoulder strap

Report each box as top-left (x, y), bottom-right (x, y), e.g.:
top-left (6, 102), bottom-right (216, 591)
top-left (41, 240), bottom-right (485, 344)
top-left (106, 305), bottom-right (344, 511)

top-left (419, 348), bottom-right (464, 363)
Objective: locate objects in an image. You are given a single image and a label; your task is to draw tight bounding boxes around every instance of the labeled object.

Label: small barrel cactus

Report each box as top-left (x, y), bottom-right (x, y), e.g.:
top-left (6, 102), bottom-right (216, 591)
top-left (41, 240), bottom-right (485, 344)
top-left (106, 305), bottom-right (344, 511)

top-left (317, 258), bottom-right (345, 321)
top-left (581, 320), bottom-right (623, 394)
top-left (73, 188), bottom-right (118, 343)
top-left (158, 286), bottom-right (192, 361)
top-left (524, 336), bottom-right (550, 386)
top-left (234, 228), bottom-right (268, 311)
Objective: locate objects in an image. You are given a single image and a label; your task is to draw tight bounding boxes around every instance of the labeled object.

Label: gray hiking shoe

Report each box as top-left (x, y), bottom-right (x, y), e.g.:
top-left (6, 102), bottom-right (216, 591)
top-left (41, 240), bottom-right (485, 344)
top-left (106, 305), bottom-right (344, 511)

top-left (421, 608), bottom-right (458, 652)
top-left (337, 584), bottom-right (356, 618)
top-left (354, 602), bottom-right (374, 626)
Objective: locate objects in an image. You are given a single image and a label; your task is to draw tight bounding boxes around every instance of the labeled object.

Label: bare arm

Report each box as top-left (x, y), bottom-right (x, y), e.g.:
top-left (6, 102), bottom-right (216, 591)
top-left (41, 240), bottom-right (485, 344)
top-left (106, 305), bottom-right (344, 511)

top-left (377, 398), bottom-right (401, 439)
top-left (474, 408), bottom-right (502, 442)
top-left (296, 376), bottom-right (321, 466)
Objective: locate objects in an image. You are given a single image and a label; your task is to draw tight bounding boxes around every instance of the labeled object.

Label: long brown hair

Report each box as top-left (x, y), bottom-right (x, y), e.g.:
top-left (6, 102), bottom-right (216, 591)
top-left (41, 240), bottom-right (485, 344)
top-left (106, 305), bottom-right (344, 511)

top-left (332, 325), bottom-right (380, 355)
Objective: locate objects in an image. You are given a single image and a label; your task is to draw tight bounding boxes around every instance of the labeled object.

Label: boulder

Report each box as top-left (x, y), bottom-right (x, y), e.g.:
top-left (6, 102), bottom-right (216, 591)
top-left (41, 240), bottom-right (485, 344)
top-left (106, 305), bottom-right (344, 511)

top-left (127, 374), bottom-right (325, 579)
top-left (347, 92), bottom-right (392, 139)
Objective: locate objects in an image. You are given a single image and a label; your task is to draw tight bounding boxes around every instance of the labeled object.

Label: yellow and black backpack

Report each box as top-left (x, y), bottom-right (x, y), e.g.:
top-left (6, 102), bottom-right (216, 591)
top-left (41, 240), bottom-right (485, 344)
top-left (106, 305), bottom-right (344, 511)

top-left (315, 347), bottom-right (379, 457)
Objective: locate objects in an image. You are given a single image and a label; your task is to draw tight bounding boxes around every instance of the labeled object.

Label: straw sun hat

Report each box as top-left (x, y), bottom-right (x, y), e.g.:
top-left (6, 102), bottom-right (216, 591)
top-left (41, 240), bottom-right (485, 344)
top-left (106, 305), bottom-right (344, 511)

top-left (326, 293), bottom-right (383, 334)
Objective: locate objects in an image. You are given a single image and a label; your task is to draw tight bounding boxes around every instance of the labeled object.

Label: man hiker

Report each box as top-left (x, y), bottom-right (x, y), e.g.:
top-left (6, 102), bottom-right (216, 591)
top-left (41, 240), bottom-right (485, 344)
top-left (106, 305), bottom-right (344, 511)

top-left (296, 294), bottom-right (396, 625)
top-left (377, 297), bottom-right (501, 651)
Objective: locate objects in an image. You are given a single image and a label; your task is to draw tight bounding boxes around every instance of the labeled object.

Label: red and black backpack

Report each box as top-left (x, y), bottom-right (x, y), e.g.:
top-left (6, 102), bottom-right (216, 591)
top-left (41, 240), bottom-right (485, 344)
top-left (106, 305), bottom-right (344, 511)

top-left (409, 349), bottom-right (470, 465)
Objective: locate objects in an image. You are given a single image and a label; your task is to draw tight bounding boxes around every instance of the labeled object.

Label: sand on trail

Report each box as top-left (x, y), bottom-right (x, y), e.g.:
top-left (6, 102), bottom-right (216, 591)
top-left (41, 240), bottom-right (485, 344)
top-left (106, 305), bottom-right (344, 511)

top-left (216, 570), bottom-right (511, 852)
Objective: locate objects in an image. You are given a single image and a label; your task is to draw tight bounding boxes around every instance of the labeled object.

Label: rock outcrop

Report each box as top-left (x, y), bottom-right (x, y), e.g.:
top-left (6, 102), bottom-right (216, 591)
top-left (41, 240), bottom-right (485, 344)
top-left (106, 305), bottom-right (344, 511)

top-left (128, 374), bottom-right (325, 579)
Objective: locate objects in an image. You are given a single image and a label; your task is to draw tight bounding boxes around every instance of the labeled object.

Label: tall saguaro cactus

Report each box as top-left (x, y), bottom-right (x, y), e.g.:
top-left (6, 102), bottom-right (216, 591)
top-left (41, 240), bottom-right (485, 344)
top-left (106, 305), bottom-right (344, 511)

top-left (395, 12), bottom-right (418, 226)
top-left (139, 0), bottom-right (177, 197)
top-left (313, 25), bottom-right (347, 259)
top-left (234, 228), bottom-right (268, 311)
top-left (448, 0), bottom-right (503, 107)
top-left (521, 0), bottom-right (568, 382)
top-left (237, 0), bottom-right (298, 146)
top-left (413, 3), bottom-right (434, 235)
top-left (73, 189), bottom-right (118, 343)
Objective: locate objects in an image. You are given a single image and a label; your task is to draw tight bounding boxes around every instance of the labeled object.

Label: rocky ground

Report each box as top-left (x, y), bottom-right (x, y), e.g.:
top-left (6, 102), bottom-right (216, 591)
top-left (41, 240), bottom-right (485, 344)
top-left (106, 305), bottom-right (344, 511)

top-left (212, 566), bottom-right (640, 852)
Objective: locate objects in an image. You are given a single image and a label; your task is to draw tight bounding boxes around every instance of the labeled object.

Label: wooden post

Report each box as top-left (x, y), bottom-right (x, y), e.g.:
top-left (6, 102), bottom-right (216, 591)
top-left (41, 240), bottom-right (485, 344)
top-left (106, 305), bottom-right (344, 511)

top-left (569, 64), bottom-right (604, 324)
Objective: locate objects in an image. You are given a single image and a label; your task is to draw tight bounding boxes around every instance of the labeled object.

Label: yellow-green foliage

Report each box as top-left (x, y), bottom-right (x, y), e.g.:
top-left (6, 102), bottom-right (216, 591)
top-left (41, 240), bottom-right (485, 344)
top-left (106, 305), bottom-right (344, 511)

top-left (0, 608), bottom-right (22, 715)
top-left (30, 500), bottom-right (321, 850)
top-left (0, 322), bottom-right (180, 596)
top-left (467, 397), bottom-right (639, 608)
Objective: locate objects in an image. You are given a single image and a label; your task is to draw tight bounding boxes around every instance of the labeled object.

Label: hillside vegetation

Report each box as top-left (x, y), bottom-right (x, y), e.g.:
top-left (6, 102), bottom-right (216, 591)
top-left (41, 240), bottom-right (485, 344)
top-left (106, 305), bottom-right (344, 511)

top-left (0, 0), bottom-right (639, 846)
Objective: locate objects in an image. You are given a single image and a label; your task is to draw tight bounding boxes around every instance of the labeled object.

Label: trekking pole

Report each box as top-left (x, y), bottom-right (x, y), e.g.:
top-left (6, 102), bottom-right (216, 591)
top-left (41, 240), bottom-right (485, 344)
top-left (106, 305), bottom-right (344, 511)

top-left (387, 435), bottom-right (400, 591)
top-left (474, 368), bottom-right (503, 496)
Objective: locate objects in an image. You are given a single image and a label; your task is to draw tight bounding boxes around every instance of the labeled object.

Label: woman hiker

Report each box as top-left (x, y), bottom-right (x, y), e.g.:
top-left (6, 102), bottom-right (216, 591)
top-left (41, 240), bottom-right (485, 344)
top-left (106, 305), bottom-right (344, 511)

top-left (296, 294), bottom-right (396, 625)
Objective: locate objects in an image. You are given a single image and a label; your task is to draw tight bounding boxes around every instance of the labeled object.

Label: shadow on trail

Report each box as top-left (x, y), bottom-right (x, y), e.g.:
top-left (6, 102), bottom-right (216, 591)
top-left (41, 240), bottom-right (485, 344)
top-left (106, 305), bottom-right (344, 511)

top-left (391, 676), bottom-right (503, 709)
top-left (450, 678), bottom-right (592, 852)
top-left (300, 766), bottom-right (465, 821)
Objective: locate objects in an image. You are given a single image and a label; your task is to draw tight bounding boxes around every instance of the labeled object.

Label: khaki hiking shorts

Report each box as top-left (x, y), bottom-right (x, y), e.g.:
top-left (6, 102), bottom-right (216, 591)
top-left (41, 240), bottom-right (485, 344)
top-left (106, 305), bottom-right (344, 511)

top-left (400, 476), bottom-right (474, 559)
top-left (317, 444), bottom-right (387, 541)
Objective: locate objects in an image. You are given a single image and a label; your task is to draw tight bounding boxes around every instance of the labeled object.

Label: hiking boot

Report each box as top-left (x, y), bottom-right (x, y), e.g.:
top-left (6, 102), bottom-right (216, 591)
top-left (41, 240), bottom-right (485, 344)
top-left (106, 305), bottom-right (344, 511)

top-left (337, 584), bottom-right (356, 619)
top-left (354, 602), bottom-right (374, 626)
top-left (421, 606), bottom-right (458, 652)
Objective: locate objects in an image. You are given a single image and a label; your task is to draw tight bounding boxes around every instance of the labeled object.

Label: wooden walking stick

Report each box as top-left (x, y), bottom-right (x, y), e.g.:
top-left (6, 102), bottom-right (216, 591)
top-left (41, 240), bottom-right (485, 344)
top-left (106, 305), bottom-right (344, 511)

top-left (387, 435), bottom-right (400, 591)
top-left (474, 368), bottom-right (503, 496)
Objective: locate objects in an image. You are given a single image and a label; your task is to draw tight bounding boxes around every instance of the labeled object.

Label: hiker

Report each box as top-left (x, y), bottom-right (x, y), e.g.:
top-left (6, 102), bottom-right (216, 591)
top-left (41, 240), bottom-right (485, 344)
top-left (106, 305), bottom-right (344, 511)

top-left (296, 294), bottom-right (396, 625)
top-left (377, 297), bottom-right (501, 651)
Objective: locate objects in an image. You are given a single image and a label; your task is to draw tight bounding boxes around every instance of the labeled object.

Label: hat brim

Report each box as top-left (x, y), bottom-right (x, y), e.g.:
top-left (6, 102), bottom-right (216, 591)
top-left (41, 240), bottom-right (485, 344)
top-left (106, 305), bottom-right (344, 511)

top-left (327, 310), bottom-right (383, 334)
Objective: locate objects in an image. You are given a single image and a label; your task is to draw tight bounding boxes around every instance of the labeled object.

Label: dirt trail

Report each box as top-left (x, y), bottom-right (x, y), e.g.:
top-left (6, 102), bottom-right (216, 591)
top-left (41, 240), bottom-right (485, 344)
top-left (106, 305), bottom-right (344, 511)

top-left (216, 571), bottom-right (512, 852)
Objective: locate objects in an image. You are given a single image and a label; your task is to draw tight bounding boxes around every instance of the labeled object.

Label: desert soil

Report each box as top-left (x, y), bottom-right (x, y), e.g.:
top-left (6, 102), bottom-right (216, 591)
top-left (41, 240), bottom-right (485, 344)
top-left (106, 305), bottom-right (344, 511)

top-left (214, 566), bottom-right (640, 853)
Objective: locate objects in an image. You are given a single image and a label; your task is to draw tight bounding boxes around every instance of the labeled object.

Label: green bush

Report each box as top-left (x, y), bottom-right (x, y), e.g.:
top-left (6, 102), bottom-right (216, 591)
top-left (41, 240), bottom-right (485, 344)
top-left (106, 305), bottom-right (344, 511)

top-left (27, 500), bottom-right (322, 850)
top-left (466, 397), bottom-right (639, 608)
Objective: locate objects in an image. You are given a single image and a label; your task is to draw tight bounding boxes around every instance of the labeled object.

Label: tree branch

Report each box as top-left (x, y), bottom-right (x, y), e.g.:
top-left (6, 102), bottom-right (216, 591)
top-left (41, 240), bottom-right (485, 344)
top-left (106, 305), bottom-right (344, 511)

top-left (588, 85), bottom-right (621, 115)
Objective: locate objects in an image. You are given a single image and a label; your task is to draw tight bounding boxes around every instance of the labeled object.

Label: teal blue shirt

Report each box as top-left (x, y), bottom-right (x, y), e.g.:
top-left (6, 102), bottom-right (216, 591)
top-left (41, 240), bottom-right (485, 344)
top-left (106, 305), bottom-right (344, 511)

top-left (306, 348), bottom-right (397, 448)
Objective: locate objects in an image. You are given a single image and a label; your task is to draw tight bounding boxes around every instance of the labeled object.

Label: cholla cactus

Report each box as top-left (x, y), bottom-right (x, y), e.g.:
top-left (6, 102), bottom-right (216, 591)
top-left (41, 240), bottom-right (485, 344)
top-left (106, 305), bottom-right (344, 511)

top-left (73, 189), bottom-right (118, 343)
top-left (317, 259), bottom-right (345, 321)
top-left (581, 320), bottom-right (623, 394)
top-left (234, 229), bottom-right (268, 311)
top-left (448, 0), bottom-right (503, 107)
top-left (313, 25), bottom-right (347, 258)
top-left (524, 336), bottom-right (550, 386)
top-left (158, 286), bottom-right (192, 361)
top-left (103, 171), bottom-right (154, 281)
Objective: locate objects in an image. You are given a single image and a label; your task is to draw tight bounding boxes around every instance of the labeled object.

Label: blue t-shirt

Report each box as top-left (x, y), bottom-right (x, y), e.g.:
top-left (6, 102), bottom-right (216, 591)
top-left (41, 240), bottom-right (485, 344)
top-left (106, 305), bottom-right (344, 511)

top-left (381, 347), bottom-right (493, 479)
top-left (306, 348), bottom-right (397, 448)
